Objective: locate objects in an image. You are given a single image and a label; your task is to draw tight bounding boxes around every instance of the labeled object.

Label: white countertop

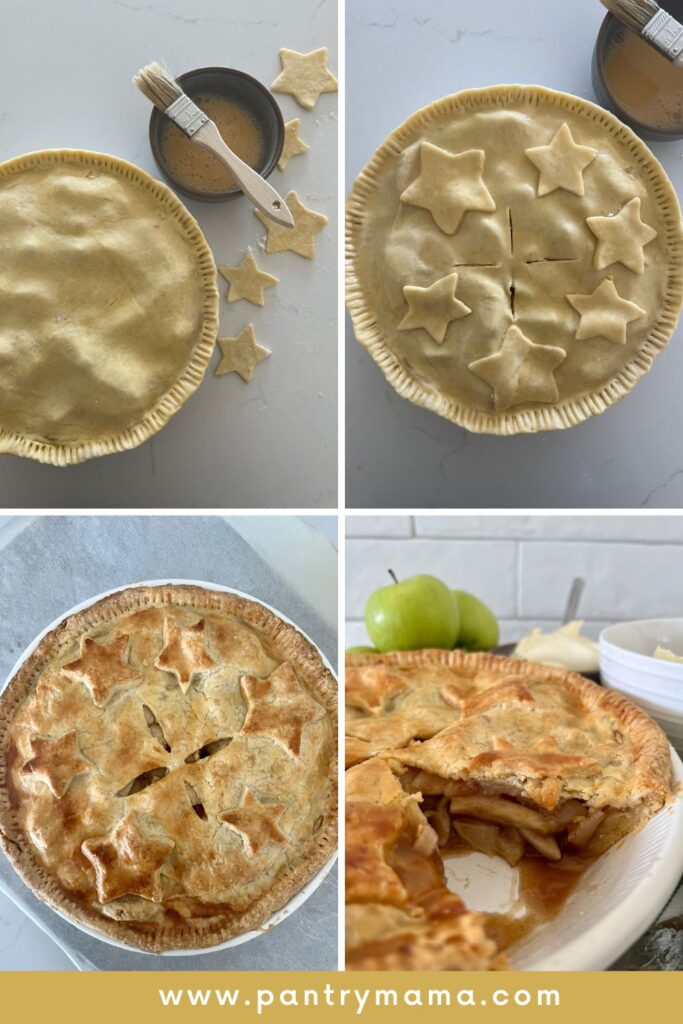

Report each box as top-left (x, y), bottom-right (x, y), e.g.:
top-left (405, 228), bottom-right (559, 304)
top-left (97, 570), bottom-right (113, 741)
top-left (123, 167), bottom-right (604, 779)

top-left (0, 0), bottom-right (337, 509)
top-left (346, 0), bottom-right (683, 509)
top-left (0, 514), bottom-right (337, 969)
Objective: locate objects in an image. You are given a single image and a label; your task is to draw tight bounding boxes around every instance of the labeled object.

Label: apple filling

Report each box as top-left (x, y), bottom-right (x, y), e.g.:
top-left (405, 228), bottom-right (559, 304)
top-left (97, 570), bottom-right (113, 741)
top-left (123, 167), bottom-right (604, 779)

top-left (402, 770), bottom-right (635, 866)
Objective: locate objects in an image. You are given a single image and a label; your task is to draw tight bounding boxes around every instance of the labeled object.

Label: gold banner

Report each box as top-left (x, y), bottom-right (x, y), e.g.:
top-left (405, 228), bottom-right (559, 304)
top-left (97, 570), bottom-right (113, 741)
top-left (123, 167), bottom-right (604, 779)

top-left (0, 971), bottom-right (681, 1022)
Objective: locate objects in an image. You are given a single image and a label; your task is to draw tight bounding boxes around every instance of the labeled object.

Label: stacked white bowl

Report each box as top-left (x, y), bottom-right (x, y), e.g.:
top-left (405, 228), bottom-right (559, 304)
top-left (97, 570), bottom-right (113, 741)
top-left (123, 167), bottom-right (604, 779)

top-left (600, 619), bottom-right (683, 751)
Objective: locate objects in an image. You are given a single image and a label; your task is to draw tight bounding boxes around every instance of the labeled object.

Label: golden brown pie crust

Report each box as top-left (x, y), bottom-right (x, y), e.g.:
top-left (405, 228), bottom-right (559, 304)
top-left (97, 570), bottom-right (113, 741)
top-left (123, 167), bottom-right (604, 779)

top-left (346, 85), bottom-right (683, 433)
top-left (0, 150), bottom-right (220, 465)
top-left (345, 649), bottom-right (672, 969)
top-left (0, 584), bottom-right (337, 952)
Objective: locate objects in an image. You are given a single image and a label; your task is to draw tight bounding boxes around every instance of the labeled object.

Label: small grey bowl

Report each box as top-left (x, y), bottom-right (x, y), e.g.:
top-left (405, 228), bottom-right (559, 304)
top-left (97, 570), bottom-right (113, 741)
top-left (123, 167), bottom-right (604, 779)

top-left (149, 66), bottom-right (285, 203)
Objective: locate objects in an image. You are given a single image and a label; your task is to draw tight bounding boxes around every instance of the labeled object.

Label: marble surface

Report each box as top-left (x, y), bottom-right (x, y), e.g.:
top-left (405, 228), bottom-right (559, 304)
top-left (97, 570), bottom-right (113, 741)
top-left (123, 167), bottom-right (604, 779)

top-left (0, 0), bottom-right (337, 509)
top-left (346, 0), bottom-right (683, 509)
top-left (0, 515), bottom-right (338, 970)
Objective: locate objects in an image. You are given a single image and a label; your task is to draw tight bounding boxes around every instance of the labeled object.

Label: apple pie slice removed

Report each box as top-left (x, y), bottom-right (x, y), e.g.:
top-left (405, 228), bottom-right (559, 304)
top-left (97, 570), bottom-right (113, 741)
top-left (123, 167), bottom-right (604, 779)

top-left (345, 650), bottom-right (673, 968)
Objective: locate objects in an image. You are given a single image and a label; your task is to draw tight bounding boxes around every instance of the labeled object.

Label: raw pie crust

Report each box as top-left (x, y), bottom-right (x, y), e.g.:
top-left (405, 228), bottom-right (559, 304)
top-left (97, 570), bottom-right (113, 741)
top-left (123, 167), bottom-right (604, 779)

top-left (0, 151), bottom-right (219, 465)
top-left (345, 650), bottom-right (672, 970)
top-left (0, 585), bottom-right (337, 952)
top-left (346, 85), bottom-right (683, 433)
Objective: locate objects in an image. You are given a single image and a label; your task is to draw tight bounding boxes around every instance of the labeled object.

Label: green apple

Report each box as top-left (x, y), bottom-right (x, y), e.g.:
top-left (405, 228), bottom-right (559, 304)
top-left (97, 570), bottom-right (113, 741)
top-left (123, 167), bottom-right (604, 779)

top-left (452, 590), bottom-right (499, 651)
top-left (346, 646), bottom-right (378, 654)
top-left (365, 574), bottom-right (459, 652)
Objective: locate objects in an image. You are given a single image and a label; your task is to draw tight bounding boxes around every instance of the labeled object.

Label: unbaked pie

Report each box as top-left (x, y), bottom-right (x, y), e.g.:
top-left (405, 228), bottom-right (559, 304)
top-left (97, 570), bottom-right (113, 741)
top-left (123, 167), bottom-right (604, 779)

top-left (346, 85), bottom-right (683, 433)
top-left (0, 150), bottom-right (219, 464)
top-left (345, 650), bottom-right (672, 969)
top-left (0, 584), bottom-right (337, 952)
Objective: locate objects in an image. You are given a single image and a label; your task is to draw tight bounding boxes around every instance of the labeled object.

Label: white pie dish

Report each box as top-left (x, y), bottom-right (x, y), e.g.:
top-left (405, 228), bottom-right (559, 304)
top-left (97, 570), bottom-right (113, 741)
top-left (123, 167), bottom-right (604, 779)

top-left (443, 747), bottom-right (683, 970)
top-left (0, 578), bottom-right (337, 958)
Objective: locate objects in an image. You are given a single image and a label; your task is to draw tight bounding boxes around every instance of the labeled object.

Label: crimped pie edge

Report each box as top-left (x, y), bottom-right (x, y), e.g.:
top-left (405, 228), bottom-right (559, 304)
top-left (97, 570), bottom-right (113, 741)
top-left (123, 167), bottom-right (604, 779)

top-left (345, 648), bottom-right (672, 811)
top-left (0, 149), bottom-right (220, 466)
top-left (0, 584), bottom-right (338, 953)
top-left (346, 84), bottom-right (683, 435)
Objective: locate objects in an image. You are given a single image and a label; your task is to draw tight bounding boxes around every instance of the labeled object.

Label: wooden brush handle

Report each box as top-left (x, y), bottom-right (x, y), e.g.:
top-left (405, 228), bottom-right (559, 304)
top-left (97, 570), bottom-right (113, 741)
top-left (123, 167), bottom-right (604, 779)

top-left (193, 120), bottom-right (293, 227)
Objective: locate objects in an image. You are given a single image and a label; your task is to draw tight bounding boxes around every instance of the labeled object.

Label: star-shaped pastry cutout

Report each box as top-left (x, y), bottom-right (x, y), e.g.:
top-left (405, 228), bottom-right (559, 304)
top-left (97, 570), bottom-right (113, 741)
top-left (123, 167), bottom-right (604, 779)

top-left (271, 47), bottom-right (338, 110)
top-left (82, 813), bottom-right (174, 904)
top-left (469, 325), bottom-right (566, 412)
top-left (586, 197), bottom-right (657, 274)
top-left (215, 325), bottom-right (271, 383)
top-left (400, 143), bottom-right (496, 235)
top-left (154, 616), bottom-right (216, 692)
top-left (567, 278), bottom-right (646, 345)
top-left (525, 122), bottom-right (597, 197)
top-left (62, 635), bottom-right (141, 708)
top-left (22, 730), bottom-right (92, 798)
top-left (254, 191), bottom-right (328, 259)
top-left (397, 272), bottom-right (472, 343)
top-left (240, 661), bottom-right (325, 757)
top-left (346, 666), bottom-right (408, 715)
top-left (218, 253), bottom-right (278, 306)
top-left (218, 789), bottom-right (286, 855)
top-left (278, 118), bottom-right (309, 171)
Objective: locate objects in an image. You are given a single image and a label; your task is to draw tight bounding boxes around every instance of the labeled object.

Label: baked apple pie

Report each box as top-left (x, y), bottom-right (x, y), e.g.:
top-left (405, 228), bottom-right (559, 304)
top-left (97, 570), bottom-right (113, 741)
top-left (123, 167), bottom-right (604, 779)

top-left (345, 650), bottom-right (672, 969)
top-left (0, 584), bottom-right (337, 952)
top-left (346, 85), bottom-right (683, 433)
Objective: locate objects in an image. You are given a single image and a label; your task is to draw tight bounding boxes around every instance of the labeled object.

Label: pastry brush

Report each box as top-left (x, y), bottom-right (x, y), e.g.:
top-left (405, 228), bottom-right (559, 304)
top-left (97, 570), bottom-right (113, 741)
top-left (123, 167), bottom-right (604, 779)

top-left (133, 62), bottom-right (294, 227)
top-left (599, 0), bottom-right (683, 64)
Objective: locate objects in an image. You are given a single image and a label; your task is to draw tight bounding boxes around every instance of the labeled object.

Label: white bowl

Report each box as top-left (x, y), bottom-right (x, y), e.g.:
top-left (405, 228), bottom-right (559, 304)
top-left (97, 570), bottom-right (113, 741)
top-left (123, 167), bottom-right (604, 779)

top-left (1, 579), bottom-right (337, 958)
top-left (600, 619), bottom-right (683, 711)
top-left (444, 749), bottom-right (683, 970)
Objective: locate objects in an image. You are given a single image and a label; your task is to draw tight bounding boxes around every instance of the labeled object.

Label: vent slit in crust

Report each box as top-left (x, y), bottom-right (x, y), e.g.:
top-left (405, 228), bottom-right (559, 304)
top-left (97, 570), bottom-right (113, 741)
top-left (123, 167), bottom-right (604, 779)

top-left (184, 737), bottom-right (232, 764)
top-left (115, 766), bottom-right (169, 798)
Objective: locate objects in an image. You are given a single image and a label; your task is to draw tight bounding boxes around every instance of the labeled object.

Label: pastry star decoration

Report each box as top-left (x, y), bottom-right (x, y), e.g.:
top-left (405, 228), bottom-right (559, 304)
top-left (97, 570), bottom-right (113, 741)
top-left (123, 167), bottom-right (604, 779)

top-left (215, 325), bottom-right (271, 383)
top-left (240, 661), bottom-right (325, 757)
top-left (279, 118), bottom-right (309, 171)
top-left (525, 122), bottom-right (597, 197)
top-left (567, 279), bottom-right (646, 345)
top-left (271, 47), bottom-right (338, 110)
top-left (218, 789), bottom-right (286, 855)
top-left (82, 813), bottom-right (174, 904)
top-left (22, 730), bottom-right (92, 799)
top-left (154, 616), bottom-right (216, 692)
top-left (469, 325), bottom-right (566, 412)
top-left (218, 253), bottom-right (278, 306)
top-left (346, 666), bottom-right (408, 715)
top-left (400, 143), bottom-right (496, 235)
top-left (62, 635), bottom-right (141, 708)
top-left (255, 191), bottom-right (328, 260)
top-left (586, 197), bottom-right (657, 274)
top-left (398, 272), bottom-right (471, 344)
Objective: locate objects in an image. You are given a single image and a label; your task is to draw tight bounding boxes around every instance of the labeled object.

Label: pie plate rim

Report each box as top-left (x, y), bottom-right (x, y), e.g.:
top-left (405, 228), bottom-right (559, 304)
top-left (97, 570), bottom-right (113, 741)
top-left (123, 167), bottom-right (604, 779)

top-left (0, 578), bottom-right (337, 958)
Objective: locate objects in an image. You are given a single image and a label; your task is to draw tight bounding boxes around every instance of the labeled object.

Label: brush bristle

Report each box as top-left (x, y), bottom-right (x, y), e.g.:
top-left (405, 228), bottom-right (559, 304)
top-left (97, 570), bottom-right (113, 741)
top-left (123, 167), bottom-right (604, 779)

top-left (599, 0), bottom-right (661, 33)
top-left (133, 61), bottom-right (182, 111)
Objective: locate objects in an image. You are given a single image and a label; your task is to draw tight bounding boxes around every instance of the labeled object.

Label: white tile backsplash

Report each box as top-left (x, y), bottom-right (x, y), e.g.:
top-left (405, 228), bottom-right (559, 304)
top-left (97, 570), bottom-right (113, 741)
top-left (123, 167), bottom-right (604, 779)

top-left (346, 538), bottom-right (517, 618)
top-left (415, 515), bottom-right (683, 542)
top-left (519, 542), bottom-right (683, 619)
top-left (346, 516), bottom-right (413, 537)
top-left (346, 516), bottom-right (683, 644)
